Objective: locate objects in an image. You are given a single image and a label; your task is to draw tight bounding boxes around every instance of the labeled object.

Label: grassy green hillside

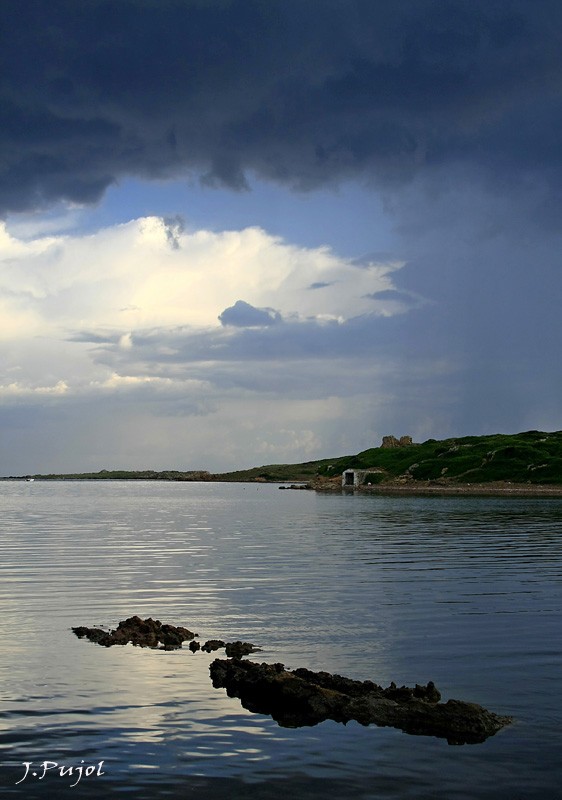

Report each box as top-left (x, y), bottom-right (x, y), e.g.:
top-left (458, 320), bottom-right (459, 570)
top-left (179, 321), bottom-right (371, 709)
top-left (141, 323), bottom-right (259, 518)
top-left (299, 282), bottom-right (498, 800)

top-left (215, 458), bottom-right (337, 482)
top-left (317, 430), bottom-right (562, 485)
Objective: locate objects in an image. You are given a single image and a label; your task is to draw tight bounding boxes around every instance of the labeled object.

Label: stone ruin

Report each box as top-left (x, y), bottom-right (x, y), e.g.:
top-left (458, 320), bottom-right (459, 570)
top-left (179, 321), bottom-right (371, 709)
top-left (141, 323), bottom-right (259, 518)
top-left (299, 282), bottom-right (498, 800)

top-left (381, 435), bottom-right (413, 449)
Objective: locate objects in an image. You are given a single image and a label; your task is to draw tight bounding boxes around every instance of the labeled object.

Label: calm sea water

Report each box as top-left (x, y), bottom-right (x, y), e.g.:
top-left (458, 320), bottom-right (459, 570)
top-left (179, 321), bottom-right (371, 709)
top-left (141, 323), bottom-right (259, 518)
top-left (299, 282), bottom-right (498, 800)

top-left (0, 481), bottom-right (561, 799)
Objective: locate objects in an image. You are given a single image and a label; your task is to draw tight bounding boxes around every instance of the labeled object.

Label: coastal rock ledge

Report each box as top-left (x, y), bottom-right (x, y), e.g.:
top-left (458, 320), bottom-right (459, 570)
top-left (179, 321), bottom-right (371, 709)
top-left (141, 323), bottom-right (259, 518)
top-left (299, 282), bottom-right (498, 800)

top-left (209, 659), bottom-right (512, 745)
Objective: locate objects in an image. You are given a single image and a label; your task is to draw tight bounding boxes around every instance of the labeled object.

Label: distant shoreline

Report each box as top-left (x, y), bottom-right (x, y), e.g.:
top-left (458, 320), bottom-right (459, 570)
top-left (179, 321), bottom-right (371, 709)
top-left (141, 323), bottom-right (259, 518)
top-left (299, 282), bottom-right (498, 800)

top-left (3, 476), bottom-right (562, 498)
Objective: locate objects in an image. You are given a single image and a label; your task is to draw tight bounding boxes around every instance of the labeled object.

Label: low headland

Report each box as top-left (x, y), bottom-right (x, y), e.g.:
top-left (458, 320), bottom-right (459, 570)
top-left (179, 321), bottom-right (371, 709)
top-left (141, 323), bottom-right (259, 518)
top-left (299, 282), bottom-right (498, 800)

top-left (6, 429), bottom-right (562, 497)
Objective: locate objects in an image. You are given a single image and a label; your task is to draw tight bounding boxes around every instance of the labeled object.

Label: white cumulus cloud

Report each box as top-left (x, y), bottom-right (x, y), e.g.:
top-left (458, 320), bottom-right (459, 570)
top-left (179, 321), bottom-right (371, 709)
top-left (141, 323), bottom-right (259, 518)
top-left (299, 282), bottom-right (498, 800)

top-left (0, 217), bottom-right (406, 344)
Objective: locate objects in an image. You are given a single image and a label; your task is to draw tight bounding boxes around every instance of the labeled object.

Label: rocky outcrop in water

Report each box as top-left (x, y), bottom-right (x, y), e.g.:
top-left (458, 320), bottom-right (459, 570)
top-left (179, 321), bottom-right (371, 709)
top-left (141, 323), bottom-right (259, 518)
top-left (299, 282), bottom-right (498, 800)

top-left (224, 641), bottom-right (260, 658)
top-left (209, 659), bottom-right (512, 745)
top-left (201, 639), bottom-right (226, 652)
top-left (73, 617), bottom-right (260, 656)
top-left (73, 617), bottom-right (512, 744)
top-left (72, 616), bottom-right (197, 650)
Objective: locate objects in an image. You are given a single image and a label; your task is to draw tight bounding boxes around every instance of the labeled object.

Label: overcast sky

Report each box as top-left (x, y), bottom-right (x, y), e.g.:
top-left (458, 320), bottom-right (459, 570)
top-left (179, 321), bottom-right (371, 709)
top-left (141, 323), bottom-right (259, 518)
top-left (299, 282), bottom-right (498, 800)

top-left (1, 0), bottom-right (562, 474)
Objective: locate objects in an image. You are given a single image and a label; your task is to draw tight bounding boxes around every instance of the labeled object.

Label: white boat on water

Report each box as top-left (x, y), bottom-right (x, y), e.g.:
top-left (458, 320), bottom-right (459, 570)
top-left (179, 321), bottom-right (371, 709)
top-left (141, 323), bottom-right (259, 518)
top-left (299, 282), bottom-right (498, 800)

top-left (25, 477), bottom-right (34, 482)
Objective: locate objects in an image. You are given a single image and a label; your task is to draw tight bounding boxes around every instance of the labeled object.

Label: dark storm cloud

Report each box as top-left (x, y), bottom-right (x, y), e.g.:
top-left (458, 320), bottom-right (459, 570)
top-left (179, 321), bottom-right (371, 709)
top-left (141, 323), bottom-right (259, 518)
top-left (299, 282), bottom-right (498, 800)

top-left (2, 0), bottom-right (562, 213)
top-left (76, 310), bottom-right (455, 406)
top-left (84, 311), bottom-right (407, 372)
top-left (67, 330), bottom-right (121, 344)
top-left (218, 300), bottom-right (282, 327)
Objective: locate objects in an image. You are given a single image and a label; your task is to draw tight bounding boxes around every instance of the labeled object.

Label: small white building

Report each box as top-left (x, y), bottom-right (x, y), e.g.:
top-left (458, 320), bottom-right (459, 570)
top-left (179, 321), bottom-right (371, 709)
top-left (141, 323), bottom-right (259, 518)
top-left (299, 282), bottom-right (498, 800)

top-left (342, 469), bottom-right (370, 487)
top-left (341, 467), bottom-right (385, 489)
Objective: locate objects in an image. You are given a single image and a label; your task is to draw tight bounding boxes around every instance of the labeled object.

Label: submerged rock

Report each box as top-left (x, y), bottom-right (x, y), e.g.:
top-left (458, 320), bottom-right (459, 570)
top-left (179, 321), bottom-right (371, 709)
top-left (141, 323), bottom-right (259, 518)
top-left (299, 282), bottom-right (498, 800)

top-left (201, 639), bottom-right (226, 653)
top-left (209, 659), bottom-right (512, 745)
top-left (200, 639), bottom-right (260, 656)
top-left (72, 616), bottom-right (197, 650)
top-left (73, 619), bottom-right (260, 658)
top-left (225, 641), bottom-right (261, 658)
top-left (73, 619), bottom-right (512, 744)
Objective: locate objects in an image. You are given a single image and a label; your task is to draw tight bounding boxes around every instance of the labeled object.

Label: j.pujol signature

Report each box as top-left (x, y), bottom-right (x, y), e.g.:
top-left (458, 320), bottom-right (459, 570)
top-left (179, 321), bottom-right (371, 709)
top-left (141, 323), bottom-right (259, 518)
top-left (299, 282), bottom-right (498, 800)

top-left (15, 760), bottom-right (105, 788)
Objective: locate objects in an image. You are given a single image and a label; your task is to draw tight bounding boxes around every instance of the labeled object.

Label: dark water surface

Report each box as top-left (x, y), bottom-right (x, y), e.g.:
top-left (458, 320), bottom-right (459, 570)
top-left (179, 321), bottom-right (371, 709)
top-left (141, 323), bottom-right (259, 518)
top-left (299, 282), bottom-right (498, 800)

top-left (0, 481), bottom-right (561, 799)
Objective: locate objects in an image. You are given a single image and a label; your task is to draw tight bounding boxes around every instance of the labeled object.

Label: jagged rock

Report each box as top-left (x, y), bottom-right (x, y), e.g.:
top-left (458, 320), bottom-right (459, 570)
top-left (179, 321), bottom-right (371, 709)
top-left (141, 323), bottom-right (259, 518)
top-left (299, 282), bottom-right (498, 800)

top-left (72, 616), bottom-right (197, 649)
top-left (224, 641), bottom-right (261, 658)
top-left (201, 639), bottom-right (226, 653)
top-left (72, 626), bottom-right (108, 644)
top-left (73, 622), bottom-right (261, 656)
top-left (209, 659), bottom-right (512, 745)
